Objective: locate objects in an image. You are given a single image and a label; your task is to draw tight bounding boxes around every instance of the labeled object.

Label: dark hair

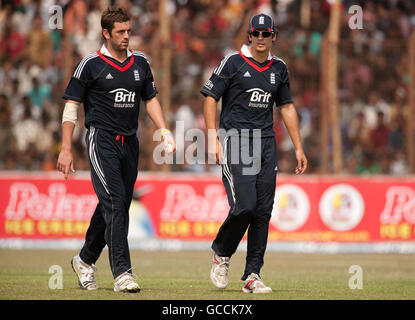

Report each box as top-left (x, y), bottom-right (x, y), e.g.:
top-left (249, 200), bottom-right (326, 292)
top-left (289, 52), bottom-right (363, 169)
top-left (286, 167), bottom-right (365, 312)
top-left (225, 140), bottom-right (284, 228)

top-left (101, 7), bottom-right (130, 38)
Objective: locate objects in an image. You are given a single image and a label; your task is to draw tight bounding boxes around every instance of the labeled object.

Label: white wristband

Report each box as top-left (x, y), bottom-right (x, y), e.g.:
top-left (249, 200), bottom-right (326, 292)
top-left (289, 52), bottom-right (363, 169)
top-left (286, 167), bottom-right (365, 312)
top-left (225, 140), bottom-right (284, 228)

top-left (62, 102), bottom-right (80, 124)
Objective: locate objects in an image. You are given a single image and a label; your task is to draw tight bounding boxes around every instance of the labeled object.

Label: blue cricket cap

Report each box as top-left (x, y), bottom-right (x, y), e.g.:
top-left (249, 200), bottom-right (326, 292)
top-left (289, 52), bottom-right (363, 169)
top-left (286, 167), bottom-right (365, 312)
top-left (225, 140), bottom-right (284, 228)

top-left (249, 14), bottom-right (275, 33)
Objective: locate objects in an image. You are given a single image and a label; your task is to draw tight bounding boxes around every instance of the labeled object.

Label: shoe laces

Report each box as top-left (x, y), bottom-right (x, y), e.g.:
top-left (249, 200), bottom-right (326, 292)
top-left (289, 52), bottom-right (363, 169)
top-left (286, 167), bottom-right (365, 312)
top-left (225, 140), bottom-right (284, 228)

top-left (116, 268), bottom-right (138, 286)
top-left (79, 260), bottom-right (97, 282)
top-left (215, 256), bottom-right (230, 277)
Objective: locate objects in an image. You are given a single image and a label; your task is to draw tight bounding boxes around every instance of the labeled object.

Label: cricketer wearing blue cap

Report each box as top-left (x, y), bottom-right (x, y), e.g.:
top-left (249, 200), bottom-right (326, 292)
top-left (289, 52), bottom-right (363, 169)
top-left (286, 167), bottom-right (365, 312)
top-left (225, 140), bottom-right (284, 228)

top-left (201, 13), bottom-right (308, 293)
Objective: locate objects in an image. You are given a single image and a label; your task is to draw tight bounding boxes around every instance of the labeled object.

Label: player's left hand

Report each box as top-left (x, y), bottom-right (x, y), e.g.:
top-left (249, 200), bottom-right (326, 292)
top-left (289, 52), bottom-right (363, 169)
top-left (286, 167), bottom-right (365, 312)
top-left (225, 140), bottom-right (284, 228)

top-left (161, 129), bottom-right (176, 154)
top-left (295, 149), bottom-right (307, 174)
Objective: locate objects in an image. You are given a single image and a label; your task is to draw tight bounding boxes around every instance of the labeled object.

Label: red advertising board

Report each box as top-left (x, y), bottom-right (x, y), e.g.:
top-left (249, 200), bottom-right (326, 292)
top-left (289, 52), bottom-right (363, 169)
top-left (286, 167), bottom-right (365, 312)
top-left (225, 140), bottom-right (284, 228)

top-left (0, 173), bottom-right (414, 242)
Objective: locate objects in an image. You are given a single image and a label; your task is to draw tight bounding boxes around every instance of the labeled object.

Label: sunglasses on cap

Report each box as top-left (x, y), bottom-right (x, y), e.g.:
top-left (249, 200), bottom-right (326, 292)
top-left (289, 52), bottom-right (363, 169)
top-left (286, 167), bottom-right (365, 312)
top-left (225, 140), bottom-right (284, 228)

top-left (251, 30), bottom-right (273, 38)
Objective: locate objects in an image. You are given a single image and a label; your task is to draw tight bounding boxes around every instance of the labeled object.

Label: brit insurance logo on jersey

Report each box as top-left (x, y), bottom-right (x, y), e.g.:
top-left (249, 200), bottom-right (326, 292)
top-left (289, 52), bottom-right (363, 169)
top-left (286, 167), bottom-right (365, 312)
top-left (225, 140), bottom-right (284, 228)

top-left (246, 88), bottom-right (272, 108)
top-left (109, 88), bottom-right (136, 108)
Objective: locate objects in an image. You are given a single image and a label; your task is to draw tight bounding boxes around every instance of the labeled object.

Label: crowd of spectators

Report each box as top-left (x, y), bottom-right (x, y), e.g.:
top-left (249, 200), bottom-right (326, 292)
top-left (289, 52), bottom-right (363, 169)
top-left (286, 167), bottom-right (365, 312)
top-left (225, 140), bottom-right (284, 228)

top-left (0, 0), bottom-right (413, 175)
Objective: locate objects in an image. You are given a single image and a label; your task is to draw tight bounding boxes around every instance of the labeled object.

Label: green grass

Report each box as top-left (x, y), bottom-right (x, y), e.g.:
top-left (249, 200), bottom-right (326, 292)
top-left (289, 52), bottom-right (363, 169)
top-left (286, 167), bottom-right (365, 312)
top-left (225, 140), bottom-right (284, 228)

top-left (0, 249), bottom-right (414, 300)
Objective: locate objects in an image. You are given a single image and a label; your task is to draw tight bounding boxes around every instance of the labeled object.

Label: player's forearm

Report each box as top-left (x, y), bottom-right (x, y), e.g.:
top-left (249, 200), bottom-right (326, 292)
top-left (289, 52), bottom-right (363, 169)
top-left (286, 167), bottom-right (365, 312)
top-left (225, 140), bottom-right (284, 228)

top-left (145, 97), bottom-right (169, 130)
top-left (280, 103), bottom-right (304, 151)
top-left (61, 121), bottom-right (75, 151)
top-left (203, 96), bottom-right (218, 137)
top-left (60, 100), bottom-right (80, 152)
top-left (203, 96), bottom-right (223, 163)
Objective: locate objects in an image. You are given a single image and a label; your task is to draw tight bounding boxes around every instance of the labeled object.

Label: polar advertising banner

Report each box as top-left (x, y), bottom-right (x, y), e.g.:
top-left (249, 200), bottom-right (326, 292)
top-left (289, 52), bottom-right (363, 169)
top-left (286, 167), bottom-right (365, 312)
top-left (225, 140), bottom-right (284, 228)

top-left (0, 173), bottom-right (414, 244)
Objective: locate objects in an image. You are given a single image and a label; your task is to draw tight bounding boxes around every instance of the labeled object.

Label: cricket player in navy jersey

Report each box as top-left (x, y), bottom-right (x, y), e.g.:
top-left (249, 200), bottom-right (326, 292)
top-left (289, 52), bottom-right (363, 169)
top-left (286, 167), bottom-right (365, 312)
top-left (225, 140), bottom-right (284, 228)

top-left (56, 7), bottom-right (175, 293)
top-left (201, 14), bottom-right (307, 293)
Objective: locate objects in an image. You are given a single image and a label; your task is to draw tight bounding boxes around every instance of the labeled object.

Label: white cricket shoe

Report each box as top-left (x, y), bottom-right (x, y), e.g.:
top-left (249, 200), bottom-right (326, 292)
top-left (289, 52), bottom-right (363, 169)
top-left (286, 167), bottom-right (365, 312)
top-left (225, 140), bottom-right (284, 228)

top-left (242, 273), bottom-right (272, 293)
top-left (71, 255), bottom-right (98, 290)
top-left (210, 252), bottom-right (230, 289)
top-left (114, 271), bottom-right (140, 293)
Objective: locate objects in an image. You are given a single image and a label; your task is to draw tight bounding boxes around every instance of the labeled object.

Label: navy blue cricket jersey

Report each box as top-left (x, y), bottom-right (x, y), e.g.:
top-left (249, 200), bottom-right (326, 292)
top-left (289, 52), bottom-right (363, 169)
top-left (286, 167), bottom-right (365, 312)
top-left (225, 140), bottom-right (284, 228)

top-left (63, 45), bottom-right (158, 136)
top-left (200, 45), bottom-right (293, 138)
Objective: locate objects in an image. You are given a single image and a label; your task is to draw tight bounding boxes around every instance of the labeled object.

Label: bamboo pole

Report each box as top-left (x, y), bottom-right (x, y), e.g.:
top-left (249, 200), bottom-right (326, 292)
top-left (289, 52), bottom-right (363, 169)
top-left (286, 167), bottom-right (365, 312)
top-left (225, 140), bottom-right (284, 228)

top-left (327, 0), bottom-right (342, 173)
top-left (145, 4), bottom-right (162, 172)
top-left (320, 32), bottom-right (329, 174)
top-left (159, 0), bottom-right (171, 116)
top-left (159, 0), bottom-right (172, 172)
top-left (408, 30), bottom-right (415, 174)
top-left (300, 0), bottom-right (311, 29)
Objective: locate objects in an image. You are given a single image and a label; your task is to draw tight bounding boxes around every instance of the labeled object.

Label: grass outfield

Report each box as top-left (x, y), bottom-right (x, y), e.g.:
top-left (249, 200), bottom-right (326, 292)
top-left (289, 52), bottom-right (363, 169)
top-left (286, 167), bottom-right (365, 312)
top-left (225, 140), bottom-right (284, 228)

top-left (0, 249), bottom-right (414, 300)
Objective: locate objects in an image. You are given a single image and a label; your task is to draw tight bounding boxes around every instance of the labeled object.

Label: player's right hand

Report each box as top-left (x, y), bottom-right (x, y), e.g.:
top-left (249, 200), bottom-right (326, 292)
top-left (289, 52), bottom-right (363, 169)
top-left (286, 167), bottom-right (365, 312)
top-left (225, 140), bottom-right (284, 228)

top-left (295, 149), bottom-right (307, 174)
top-left (56, 149), bottom-right (75, 180)
top-left (208, 137), bottom-right (224, 165)
top-left (161, 129), bottom-right (176, 154)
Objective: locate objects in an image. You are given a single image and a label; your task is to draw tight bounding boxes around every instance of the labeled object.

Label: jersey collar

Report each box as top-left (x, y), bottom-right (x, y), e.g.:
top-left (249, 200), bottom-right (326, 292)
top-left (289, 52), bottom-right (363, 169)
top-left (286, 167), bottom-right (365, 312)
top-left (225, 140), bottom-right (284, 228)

top-left (100, 44), bottom-right (133, 58)
top-left (97, 45), bottom-right (134, 72)
top-left (240, 44), bottom-right (272, 61)
top-left (239, 44), bottom-right (273, 72)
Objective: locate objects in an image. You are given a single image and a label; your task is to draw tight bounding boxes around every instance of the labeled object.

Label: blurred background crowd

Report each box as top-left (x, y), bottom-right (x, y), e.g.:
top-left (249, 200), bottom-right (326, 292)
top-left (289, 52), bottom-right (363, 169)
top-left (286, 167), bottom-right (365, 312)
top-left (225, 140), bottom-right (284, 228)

top-left (0, 0), bottom-right (413, 175)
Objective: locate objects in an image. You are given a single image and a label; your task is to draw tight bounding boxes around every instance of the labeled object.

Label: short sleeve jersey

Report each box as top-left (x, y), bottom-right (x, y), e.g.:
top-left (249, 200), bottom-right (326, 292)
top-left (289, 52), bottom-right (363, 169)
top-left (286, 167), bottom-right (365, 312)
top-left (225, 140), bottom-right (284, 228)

top-left (63, 47), bottom-right (157, 136)
top-left (200, 46), bottom-right (292, 138)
